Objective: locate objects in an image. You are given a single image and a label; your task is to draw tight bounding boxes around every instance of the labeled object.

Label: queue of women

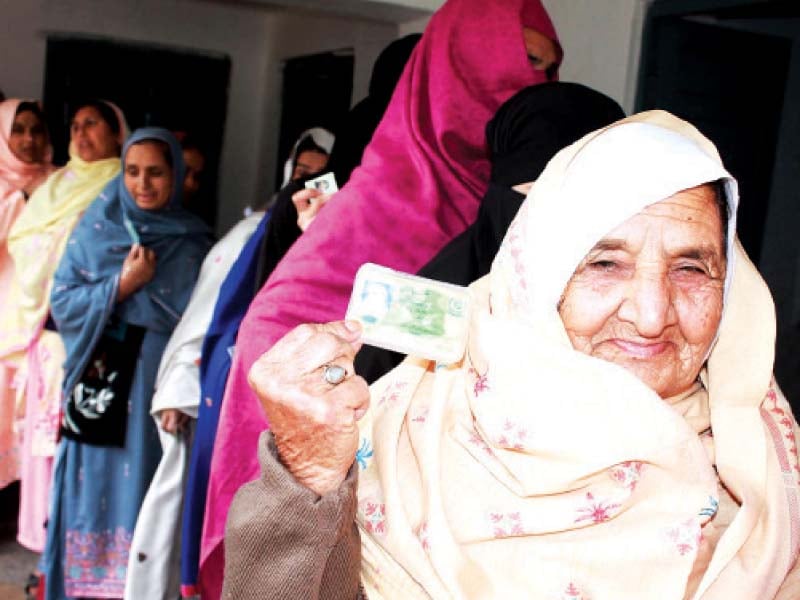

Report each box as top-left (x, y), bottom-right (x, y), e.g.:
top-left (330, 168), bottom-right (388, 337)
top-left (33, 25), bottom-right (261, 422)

top-left (1, 0), bottom-right (798, 599)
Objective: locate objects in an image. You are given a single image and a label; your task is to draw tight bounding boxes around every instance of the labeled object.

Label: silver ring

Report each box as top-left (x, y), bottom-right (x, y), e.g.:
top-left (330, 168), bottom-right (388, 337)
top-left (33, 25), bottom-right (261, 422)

top-left (322, 364), bottom-right (347, 385)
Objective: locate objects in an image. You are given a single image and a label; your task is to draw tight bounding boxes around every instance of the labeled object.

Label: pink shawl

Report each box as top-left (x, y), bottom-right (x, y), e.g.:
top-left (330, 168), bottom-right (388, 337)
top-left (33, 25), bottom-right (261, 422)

top-left (0, 99), bottom-right (54, 287)
top-left (0, 99), bottom-right (53, 207)
top-left (200, 0), bottom-right (559, 595)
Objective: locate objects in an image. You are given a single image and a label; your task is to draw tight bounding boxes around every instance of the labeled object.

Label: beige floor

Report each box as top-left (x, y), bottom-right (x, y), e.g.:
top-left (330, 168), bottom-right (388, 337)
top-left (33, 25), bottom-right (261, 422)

top-left (0, 483), bottom-right (39, 600)
top-left (0, 581), bottom-right (27, 600)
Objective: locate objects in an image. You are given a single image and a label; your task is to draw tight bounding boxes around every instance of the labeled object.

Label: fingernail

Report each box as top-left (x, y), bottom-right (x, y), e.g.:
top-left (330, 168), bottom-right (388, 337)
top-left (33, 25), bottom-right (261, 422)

top-left (344, 320), bottom-right (361, 332)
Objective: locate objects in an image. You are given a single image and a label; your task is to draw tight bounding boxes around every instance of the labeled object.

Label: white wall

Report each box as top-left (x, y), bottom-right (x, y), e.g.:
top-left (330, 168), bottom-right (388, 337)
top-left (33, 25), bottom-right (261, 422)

top-left (543, 0), bottom-right (648, 112)
top-left (1, 0), bottom-right (397, 234)
top-left (397, 0), bottom-right (649, 112)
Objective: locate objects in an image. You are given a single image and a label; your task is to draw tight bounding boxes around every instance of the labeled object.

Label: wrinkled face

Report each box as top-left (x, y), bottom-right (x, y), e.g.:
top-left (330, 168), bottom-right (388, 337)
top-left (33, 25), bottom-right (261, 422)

top-left (292, 149), bottom-right (328, 181)
top-left (124, 141), bottom-right (174, 211)
top-left (8, 109), bottom-right (48, 164)
top-left (70, 106), bottom-right (119, 162)
top-left (558, 184), bottom-right (726, 398)
top-left (182, 147), bottom-right (205, 202)
top-left (523, 27), bottom-right (558, 73)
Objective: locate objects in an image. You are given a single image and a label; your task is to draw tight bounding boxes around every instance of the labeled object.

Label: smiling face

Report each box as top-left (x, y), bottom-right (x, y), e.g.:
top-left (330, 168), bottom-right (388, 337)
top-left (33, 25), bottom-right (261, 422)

top-left (8, 109), bottom-right (48, 164)
top-left (558, 184), bottom-right (726, 398)
top-left (124, 141), bottom-right (174, 211)
top-left (70, 106), bottom-right (120, 162)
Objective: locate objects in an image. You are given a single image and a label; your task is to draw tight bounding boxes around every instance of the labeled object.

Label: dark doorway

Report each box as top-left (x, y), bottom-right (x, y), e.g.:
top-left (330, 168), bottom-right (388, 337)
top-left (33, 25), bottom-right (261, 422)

top-left (274, 50), bottom-right (354, 190)
top-left (637, 0), bottom-right (800, 406)
top-left (43, 35), bottom-right (231, 228)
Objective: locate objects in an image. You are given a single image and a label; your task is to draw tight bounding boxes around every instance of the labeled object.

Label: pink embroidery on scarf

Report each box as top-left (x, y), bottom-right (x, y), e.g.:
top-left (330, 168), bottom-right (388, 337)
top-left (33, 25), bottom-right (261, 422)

top-left (763, 384), bottom-right (799, 478)
top-left (417, 521), bottom-right (430, 551)
top-left (468, 367), bottom-right (490, 398)
top-left (496, 420), bottom-right (529, 451)
top-left (666, 518), bottom-right (701, 556)
top-left (359, 499), bottom-right (387, 536)
top-left (467, 430), bottom-right (493, 456)
top-left (760, 380), bottom-right (800, 559)
top-left (558, 582), bottom-right (591, 600)
top-left (411, 408), bottom-right (428, 424)
top-left (574, 492), bottom-right (621, 525)
top-left (505, 204), bottom-right (534, 298)
top-left (488, 511), bottom-right (525, 538)
top-left (608, 461), bottom-right (643, 491)
top-left (378, 381), bottom-right (408, 407)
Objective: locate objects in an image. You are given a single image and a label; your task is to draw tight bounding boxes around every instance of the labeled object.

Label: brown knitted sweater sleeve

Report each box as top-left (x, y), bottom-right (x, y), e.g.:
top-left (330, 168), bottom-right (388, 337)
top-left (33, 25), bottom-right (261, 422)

top-left (223, 431), bottom-right (365, 599)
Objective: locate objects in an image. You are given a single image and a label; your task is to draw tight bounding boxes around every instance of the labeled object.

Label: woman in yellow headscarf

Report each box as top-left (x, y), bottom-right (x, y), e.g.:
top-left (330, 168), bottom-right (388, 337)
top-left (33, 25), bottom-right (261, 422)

top-left (225, 111), bottom-right (800, 599)
top-left (0, 99), bottom-right (127, 553)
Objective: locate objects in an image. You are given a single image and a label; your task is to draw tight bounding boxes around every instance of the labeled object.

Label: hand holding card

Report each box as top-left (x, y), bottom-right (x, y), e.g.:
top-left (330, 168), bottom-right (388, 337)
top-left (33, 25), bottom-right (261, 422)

top-left (345, 263), bottom-right (472, 364)
top-left (292, 172), bottom-right (340, 231)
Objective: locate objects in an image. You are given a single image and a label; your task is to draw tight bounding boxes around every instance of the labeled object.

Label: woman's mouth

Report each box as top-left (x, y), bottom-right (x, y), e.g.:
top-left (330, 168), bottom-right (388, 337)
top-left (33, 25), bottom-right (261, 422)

top-left (610, 339), bottom-right (670, 358)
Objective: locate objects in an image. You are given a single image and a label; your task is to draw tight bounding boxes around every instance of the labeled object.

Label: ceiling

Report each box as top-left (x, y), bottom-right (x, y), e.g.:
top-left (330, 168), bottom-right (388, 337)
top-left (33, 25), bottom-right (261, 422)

top-left (208, 0), bottom-right (442, 23)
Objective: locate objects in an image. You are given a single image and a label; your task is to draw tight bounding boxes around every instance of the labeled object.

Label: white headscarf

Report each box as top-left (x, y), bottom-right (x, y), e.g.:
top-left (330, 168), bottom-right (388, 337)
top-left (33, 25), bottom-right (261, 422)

top-left (356, 111), bottom-right (799, 600)
top-left (280, 127), bottom-right (335, 188)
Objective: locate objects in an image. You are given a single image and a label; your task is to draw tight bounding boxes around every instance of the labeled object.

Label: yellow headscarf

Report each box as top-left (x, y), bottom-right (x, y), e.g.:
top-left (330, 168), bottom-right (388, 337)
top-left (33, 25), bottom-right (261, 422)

top-left (1, 102), bottom-right (127, 357)
top-left (356, 111), bottom-right (800, 599)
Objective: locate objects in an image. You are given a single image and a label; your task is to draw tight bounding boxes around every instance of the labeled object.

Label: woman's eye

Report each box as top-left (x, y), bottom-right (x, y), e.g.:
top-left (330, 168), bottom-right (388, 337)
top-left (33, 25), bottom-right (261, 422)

top-left (588, 260), bottom-right (618, 271)
top-left (676, 264), bottom-right (708, 275)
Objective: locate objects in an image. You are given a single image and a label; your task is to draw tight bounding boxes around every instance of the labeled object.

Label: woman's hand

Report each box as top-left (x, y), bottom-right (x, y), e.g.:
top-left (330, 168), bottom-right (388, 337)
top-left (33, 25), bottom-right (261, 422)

top-left (291, 188), bottom-right (332, 231)
top-left (248, 320), bottom-right (369, 496)
top-left (160, 408), bottom-right (190, 434)
top-left (118, 244), bottom-right (156, 301)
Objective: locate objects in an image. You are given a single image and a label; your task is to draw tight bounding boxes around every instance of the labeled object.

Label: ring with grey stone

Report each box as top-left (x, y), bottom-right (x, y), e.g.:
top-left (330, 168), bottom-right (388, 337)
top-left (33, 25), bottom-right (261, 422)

top-left (323, 364), bottom-right (347, 385)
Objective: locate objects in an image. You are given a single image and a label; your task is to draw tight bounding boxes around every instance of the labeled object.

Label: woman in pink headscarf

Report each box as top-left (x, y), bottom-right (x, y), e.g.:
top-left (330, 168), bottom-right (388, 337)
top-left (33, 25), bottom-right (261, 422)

top-left (0, 99), bottom-right (53, 490)
top-left (200, 0), bottom-right (560, 595)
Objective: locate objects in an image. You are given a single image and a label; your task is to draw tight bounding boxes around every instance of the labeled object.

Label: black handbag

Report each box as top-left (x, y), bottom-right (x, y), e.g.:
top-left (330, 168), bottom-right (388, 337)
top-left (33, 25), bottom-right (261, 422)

top-left (61, 316), bottom-right (146, 447)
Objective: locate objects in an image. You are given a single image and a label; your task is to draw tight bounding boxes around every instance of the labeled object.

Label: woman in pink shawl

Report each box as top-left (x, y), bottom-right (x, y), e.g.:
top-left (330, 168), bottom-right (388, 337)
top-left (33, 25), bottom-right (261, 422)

top-left (0, 99), bottom-right (53, 490)
top-left (200, 0), bottom-right (560, 595)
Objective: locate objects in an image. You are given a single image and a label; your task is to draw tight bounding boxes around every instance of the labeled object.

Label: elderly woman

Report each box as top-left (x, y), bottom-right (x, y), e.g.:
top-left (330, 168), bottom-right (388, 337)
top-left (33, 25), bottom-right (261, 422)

top-left (41, 128), bottom-right (211, 599)
top-left (224, 111), bottom-right (800, 599)
top-left (0, 99), bottom-right (126, 556)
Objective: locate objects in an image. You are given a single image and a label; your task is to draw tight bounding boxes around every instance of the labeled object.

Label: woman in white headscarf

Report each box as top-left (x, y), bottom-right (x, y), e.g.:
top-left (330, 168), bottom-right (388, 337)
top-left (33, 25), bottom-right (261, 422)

top-left (281, 127), bottom-right (335, 187)
top-left (224, 111), bottom-right (800, 599)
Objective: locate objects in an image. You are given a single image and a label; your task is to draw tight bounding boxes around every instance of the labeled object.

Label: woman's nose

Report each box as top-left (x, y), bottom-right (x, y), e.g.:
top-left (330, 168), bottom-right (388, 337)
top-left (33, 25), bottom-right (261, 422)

top-left (617, 269), bottom-right (676, 337)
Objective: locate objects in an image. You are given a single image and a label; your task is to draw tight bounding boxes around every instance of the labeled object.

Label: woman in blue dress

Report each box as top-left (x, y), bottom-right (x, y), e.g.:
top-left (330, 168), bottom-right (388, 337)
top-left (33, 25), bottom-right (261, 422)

top-left (42, 127), bottom-right (212, 599)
